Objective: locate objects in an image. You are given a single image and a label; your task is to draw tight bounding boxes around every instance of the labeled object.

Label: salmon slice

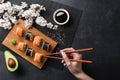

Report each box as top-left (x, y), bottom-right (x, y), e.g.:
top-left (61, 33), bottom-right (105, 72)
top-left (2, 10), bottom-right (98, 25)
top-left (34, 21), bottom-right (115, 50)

top-left (33, 36), bottom-right (42, 47)
top-left (16, 27), bottom-right (23, 37)
top-left (17, 42), bottom-right (26, 51)
top-left (34, 53), bottom-right (43, 63)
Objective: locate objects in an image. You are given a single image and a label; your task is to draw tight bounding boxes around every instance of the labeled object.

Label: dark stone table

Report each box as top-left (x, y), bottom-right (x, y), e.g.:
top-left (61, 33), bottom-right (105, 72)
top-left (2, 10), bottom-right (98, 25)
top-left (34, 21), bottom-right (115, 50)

top-left (0, 0), bottom-right (120, 80)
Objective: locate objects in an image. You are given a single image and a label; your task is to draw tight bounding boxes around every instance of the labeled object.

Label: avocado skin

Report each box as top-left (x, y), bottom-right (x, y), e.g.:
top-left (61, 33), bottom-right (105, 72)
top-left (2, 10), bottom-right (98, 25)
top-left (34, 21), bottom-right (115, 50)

top-left (4, 50), bottom-right (19, 72)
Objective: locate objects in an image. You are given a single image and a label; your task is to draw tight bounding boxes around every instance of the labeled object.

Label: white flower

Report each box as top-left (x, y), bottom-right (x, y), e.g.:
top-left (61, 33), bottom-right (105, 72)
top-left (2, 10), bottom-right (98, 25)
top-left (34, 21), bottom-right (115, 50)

top-left (34, 12), bottom-right (40, 17)
top-left (6, 21), bottom-right (12, 30)
top-left (31, 12), bottom-right (38, 18)
top-left (12, 4), bottom-right (22, 12)
top-left (22, 9), bottom-right (35, 19)
top-left (3, 12), bottom-right (9, 20)
top-left (0, 5), bottom-right (4, 13)
top-left (9, 16), bottom-right (17, 24)
top-left (7, 7), bottom-right (17, 16)
top-left (39, 5), bottom-right (46, 11)
top-left (2, 20), bottom-right (12, 30)
top-left (0, 19), bottom-right (5, 26)
top-left (17, 10), bottom-right (24, 16)
top-left (52, 25), bottom-right (58, 30)
top-left (30, 4), bottom-right (40, 10)
top-left (29, 11), bottom-right (40, 19)
top-left (0, 1), bottom-right (55, 30)
top-left (35, 16), bottom-right (47, 27)
top-left (3, 1), bottom-right (12, 10)
top-left (30, 4), bottom-right (46, 13)
top-left (3, 23), bottom-right (8, 29)
top-left (21, 2), bottom-right (28, 9)
top-left (25, 18), bottom-right (33, 28)
top-left (47, 22), bottom-right (53, 29)
top-left (40, 20), bottom-right (47, 27)
top-left (8, 26), bottom-right (12, 30)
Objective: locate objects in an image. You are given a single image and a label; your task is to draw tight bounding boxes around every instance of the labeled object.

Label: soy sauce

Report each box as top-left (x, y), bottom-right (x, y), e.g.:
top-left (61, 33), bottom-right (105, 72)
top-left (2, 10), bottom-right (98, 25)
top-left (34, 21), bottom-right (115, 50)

top-left (55, 11), bottom-right (67, 23)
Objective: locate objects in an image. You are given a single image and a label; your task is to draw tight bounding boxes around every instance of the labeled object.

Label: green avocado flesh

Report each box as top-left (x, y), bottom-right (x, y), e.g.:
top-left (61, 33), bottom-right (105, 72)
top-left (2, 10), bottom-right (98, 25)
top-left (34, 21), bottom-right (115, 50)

top-left (4, 50), bottom-right (18, 72)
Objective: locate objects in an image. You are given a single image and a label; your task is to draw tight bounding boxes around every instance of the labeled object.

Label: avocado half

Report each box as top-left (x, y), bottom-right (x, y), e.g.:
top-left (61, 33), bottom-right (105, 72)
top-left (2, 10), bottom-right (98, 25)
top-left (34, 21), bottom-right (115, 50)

top-left (4, 50), bottom-right (19, 72)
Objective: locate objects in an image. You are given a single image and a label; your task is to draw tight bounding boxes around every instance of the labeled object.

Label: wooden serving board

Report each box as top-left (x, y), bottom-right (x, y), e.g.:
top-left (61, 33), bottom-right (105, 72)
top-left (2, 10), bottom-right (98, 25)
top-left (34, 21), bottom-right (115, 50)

top-left (2, 19), bottom-right (57, 69)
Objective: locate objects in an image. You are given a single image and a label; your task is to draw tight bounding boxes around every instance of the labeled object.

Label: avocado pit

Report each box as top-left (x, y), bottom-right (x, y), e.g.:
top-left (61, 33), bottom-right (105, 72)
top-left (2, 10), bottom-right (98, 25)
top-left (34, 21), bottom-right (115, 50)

top-left (8, 58), bottom-right (16, 68)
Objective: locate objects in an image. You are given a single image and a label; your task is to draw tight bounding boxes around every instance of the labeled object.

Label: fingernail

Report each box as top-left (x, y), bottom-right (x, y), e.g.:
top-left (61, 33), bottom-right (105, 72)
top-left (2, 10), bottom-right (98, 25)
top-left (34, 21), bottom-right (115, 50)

top-left (60, 50), bottom-right (65, 55)
top-left (64, 63), bottom-right (66, 66)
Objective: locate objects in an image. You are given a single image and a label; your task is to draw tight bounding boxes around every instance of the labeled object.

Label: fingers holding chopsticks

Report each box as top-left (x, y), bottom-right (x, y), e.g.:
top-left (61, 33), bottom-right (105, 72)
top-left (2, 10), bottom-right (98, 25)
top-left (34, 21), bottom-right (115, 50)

top-left (61, 50), bottom-right (71, 67)
top-left (60, 48), bottom-right (82, 67)
top-left (61, 48), bottom-right (82, 60)
top-left (60, 48), bottom-right (83, 74)
top-left (60, 48), bottom-right (94, 80)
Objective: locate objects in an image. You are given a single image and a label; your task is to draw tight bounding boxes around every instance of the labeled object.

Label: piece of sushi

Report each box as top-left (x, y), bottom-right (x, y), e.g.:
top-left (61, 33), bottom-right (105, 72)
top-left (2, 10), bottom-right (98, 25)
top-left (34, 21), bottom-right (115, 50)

top-left (34, 53), bottom-right (43, 63)
top-left (16, 27), bottom-right (23, 37)
top-left (33, 36), bottom-right (42, 47)
top-left (25, 32), bottom-right (34, 41)
top-left (17, 42), bottom-right (27, 51)
top-left (41, 41), bottom-right (50, 51)
top-left (25, 48), bottom-right (33, 56)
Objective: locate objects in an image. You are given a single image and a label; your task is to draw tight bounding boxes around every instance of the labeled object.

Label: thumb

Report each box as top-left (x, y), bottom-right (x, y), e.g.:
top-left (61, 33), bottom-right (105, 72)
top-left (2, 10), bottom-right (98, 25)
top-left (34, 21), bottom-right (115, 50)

top-left (61, 50), bottom-right (71, 67)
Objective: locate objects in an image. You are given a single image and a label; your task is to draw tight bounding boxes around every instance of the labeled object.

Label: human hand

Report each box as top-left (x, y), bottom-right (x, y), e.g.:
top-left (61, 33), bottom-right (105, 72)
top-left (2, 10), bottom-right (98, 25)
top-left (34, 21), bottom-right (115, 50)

top-left (60, 48), bottom-right (83, 74)
top-left (60, 48), bottom-right (94, 80)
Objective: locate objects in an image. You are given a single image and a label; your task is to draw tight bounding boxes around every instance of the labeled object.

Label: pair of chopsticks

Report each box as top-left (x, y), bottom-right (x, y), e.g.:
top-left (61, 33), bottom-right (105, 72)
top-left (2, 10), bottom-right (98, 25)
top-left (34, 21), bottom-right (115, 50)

top-left (44, 55), bottom-right (92, 63)
top-left (44, 48), bottom-right (93, 64)
top-left (50, 48), bottom-right (93, 55)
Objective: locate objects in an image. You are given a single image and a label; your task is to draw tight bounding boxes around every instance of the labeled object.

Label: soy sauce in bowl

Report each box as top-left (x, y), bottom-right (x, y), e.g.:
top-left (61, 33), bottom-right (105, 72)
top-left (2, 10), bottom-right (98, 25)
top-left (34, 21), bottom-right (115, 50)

top-left (55, 11), bottom-right (67, 23)
top-left (53, 9), bottom-right (70, 25)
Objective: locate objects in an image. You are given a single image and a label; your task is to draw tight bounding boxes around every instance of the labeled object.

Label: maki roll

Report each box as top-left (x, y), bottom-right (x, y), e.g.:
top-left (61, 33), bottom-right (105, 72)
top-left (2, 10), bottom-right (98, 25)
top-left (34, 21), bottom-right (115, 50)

top-left (17, 42), bottom-right (27, 51)
top-left (33, 36), bottom-right (42, 47)
top-left (25, 32), bottom-right (34, 41)
top-left (34, 53), bottom-right (43, 63)
top-left (42, 42), bottom-right (50, 51)
top-left (16, 27), bottom-right (23, 37)
top-left (25, 48), bottom-right (33, 56)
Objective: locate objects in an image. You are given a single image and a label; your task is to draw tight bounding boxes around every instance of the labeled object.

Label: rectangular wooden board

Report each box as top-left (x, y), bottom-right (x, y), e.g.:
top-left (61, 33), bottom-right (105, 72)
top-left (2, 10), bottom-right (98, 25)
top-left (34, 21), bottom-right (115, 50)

top-left (2, 19), bottom-right (57, 69)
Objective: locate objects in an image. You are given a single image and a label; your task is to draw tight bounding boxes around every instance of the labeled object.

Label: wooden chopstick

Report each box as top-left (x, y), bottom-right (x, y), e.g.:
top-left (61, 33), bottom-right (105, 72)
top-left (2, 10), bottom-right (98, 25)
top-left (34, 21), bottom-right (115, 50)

top-left (49, 48), bottom-right (93, 55)
top-left (44, 55), bottom-right (92, 64)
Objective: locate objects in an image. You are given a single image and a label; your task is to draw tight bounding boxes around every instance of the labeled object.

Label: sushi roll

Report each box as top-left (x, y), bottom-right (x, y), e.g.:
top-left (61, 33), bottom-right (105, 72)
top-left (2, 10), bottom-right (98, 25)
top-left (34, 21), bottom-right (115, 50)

top-left (25, 48), bottom-right (33, 56)
top-left (34, 53), bottom-right (43, 63)
top-left (17, 42), bottom-right (27, 51)
top-left (42, 42), bottom-right (50, 51)
top-left (16, 27), bottom-right (23, 37)
top-left (25, 32), bottom-right (34, 41)
top-left (33, 36), bottom-right (42, 47)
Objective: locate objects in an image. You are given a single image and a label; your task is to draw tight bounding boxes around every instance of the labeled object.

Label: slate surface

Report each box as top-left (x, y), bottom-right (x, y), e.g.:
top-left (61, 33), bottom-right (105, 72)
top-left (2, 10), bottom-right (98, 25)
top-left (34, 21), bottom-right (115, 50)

top-left (66, 0), bottom-right (120, 80)
top-left (0, 0), bottom-right (81, 80)
top-left (1, 0), bottom-right (120, 80)
top-left (52, 0), bottom-right (120, 80)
